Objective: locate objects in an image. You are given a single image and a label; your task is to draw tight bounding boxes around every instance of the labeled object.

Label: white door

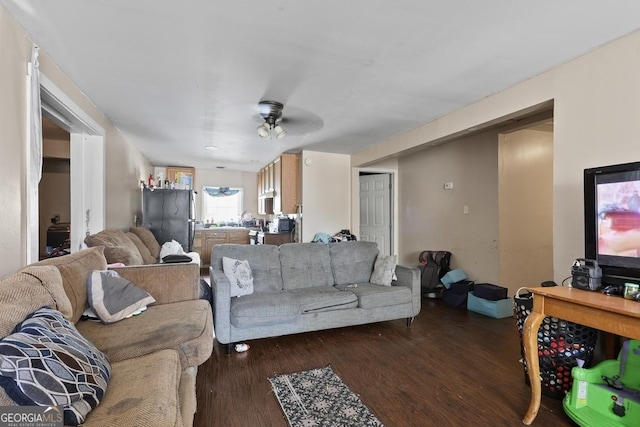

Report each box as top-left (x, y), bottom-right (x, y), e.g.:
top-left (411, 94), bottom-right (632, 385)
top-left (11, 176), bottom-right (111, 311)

top-left (359, 173), bottom-right (392, 256)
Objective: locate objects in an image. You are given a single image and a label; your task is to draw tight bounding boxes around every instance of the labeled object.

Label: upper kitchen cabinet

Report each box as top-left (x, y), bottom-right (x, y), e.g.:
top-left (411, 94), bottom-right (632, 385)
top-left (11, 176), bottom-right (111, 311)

top-left (257, 162), bottom-right (273, 215)
top-left (257, 153), bottom-right (299, 215)
top-left (273, 153), bottom-right (299, 214)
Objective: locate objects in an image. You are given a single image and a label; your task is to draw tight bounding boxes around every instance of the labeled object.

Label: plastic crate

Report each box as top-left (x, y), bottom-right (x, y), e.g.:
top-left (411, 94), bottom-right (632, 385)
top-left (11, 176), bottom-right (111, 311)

top-left (514, 287), bottom-right (598, 399)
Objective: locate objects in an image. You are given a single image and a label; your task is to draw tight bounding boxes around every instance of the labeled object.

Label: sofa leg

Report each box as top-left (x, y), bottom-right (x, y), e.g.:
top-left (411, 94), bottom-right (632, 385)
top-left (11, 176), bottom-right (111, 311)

top-left (406, 317), bottom-right (414, 327)
top-left (225, 343), bottom-right (233, 355)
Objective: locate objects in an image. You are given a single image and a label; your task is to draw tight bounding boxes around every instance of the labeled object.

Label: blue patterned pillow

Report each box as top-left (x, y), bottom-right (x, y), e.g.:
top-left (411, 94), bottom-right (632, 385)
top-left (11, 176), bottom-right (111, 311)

top-left (0, 307), bottom-right (111, 426)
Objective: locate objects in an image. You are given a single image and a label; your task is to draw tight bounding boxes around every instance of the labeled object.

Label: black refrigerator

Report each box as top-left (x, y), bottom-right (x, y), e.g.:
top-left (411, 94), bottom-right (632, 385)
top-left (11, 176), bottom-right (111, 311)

top-left (141, 188), bottom-right (195, 252)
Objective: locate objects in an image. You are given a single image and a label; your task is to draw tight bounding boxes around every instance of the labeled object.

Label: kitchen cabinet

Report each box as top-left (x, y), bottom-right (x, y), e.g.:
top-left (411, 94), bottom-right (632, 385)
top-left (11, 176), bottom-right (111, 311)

top-left (257, 153), bottom-right (299, 214)
top-left (257, 162), bottom-right (275, 215)
top-left (257, 232), bottom-right (292, 246)
top-left (193, 228), bottom-right (250, 268)
top-left (258, 197), bottom-right (273, 215)
top-left (273, 153), bottom-right (299, 214)
top-left (266, 163), bottom-right (274, 192)
top-left (228, 229), bottom-right (250, 244)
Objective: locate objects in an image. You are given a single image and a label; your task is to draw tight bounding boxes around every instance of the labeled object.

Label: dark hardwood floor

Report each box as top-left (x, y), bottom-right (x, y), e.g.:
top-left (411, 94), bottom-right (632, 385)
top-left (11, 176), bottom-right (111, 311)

top-left (194, 298), bottom-right (575, 426)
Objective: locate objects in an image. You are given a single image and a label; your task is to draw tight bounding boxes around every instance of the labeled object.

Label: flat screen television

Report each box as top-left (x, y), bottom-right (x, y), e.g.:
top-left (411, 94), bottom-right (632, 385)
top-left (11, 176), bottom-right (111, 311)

top-left (584, 161), bottom-right (640, 286)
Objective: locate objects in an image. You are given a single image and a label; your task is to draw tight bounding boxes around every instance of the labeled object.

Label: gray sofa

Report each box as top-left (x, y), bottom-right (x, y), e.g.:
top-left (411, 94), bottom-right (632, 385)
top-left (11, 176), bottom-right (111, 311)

top-left (210, 241), bottom-right (421, 351)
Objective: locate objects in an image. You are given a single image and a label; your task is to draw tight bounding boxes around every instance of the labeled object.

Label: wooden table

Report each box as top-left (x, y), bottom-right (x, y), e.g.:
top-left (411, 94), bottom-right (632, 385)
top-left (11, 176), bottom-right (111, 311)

top-left (522, 286), bottom-right (640, 424)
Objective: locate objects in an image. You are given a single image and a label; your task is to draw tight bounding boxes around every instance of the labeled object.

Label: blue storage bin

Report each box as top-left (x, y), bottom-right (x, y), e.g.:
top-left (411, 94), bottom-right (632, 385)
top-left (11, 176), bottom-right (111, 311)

top-left (467, 291), bottom-right (513, 318)
top-left (441, 268), bottom-right (467, 288)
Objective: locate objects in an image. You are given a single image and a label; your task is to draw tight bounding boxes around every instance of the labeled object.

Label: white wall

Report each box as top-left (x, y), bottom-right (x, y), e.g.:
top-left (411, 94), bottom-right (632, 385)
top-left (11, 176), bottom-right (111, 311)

top-left (192, 168), bottom-right (258, 222)
top-left (300, 151), bottom-right (351, 242)
top-left (0, 6), bottom-right (31, 276)
top-left (398, 132), bottom-right (499, 278)
top-left (352, 28), bottom-right (640, 284)
top-left (0, 6), bottom-right (152, 277)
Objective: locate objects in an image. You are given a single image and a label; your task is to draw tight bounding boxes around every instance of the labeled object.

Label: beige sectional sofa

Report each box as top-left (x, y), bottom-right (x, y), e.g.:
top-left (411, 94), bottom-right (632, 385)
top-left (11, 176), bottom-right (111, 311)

top-left (84, 227), bottom-right (200, 267)
top-left (0, 246), bottom-right (213, 426)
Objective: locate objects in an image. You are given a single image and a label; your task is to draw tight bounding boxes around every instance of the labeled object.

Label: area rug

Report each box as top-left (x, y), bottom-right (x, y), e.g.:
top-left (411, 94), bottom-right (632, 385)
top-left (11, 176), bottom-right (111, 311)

top-left (268, 365), bottom-right (384, 427)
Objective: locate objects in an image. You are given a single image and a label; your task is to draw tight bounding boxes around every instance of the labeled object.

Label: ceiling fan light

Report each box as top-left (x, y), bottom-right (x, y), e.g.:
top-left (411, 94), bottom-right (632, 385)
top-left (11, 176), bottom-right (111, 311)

top-left (274, 124), bottom-right (286, 139)
top-left (257, 122), bottom-right (271, 138)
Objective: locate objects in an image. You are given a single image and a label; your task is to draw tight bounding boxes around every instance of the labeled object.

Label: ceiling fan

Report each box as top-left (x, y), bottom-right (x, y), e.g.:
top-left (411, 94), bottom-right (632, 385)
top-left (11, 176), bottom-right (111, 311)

top-left (254, 100), bottom-right (325, 139)
top-left (257, 100), bottom-right (287, 139)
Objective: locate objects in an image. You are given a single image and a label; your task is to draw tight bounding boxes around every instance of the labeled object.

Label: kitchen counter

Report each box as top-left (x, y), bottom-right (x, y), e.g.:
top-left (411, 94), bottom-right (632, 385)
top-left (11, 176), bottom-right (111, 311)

top-left (256, 231), bottom-right (293, 246)
top-left (197, 226), bottom-right (257, 230)
top-left (193, 228), bottom-right (251, 268)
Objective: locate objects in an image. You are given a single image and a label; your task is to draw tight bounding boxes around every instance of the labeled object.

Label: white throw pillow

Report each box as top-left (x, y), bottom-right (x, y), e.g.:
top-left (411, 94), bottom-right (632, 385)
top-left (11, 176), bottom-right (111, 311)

top-left (222, 256), bottom-right (254, 297)
top-left (370, 254), bottom-right (397, 286)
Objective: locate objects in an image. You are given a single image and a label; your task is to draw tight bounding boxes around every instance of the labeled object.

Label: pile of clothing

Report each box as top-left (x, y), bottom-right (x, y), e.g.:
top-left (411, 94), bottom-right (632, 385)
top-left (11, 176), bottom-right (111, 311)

top-left (312, 229), bottom-right (357, 244)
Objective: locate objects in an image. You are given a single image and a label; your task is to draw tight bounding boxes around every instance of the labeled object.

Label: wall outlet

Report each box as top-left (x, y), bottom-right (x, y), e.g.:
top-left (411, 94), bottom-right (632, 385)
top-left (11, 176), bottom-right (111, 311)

top-left (444, 182), bottom-right (454, 190)
top-left (464, 205), bottom-right (469, 215)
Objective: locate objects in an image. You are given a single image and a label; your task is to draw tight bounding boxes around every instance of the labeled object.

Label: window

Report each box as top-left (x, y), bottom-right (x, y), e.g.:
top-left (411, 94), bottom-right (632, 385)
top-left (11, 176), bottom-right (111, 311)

top-left (202, 187), bottom-right (243, 225)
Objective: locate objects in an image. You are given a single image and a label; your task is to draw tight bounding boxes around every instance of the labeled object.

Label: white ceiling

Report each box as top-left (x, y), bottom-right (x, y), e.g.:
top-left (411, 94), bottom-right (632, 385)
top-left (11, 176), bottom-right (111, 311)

top-left (4, 1), bottom-right (640, 172)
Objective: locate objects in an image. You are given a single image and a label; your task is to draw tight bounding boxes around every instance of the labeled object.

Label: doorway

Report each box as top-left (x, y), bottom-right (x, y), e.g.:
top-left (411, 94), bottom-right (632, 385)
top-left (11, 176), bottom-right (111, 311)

top-left (359, 172), bottom-right (393, 256)
top-left (39, 117), bottom-right (71, 258)
top-left (25, 73), bottom-right (106, 263)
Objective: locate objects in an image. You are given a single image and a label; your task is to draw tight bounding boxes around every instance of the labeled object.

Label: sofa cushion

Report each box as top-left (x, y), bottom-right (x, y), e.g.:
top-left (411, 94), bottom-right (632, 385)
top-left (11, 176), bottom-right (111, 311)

top-left (129, 227), bottom-right (162, 260)
top-left (126, 231), bottom-right (157, 264)
top-left (230, 293), bottom-right (300, 328)
top-left (31, 247), bottom-right (108, 324)
top-left (223, 256), bottom-right (254, 297)
top-left (330, 241), bottom-right (379, 285)
top-left (87, 270), bottom-right (156, 324)
top-left (76, 299), bottom-right (213, 368)
top-left (85, 229), bottom-right (144, 265)
top-left (212, 244), bottom-right (283, 293)
top-left (0, 307), bottom-right (111, 426)
top-left (18, 266), bottom-right (74, 320)
top-left (0, 266), bottom-right (73, 337)
top-left (83, 349), bottom-right (182, 427)
top-left (103, 245), bottom-right (145, 266)
top-left (230, 287), bottom-right (358, 328)
top-left (279, 243), bottom-right (334, 290)
top-left (291, 287), bottom-right (358, 313)
top-left (336, 283), bottom-right (412, 309)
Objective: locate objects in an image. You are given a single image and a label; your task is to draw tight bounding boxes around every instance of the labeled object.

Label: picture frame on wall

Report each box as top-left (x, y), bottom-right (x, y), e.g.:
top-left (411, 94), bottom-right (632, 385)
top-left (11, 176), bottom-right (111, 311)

top-left (167, 167), bottom-right (195, 190)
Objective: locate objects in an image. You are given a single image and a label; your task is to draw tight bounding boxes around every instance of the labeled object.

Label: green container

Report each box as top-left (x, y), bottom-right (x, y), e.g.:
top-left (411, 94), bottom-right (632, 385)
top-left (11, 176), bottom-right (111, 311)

top-left (563, 340), bottom-right (640, 426)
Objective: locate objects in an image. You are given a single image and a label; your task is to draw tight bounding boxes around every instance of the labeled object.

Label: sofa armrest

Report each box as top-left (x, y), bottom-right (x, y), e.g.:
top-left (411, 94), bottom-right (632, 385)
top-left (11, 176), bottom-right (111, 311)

top-left (210, 267), bottom-right (232, 344)
top-left (393, 264), bottom-right (421, 316)
top-left (111, 263), bottom-right (200, 304)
